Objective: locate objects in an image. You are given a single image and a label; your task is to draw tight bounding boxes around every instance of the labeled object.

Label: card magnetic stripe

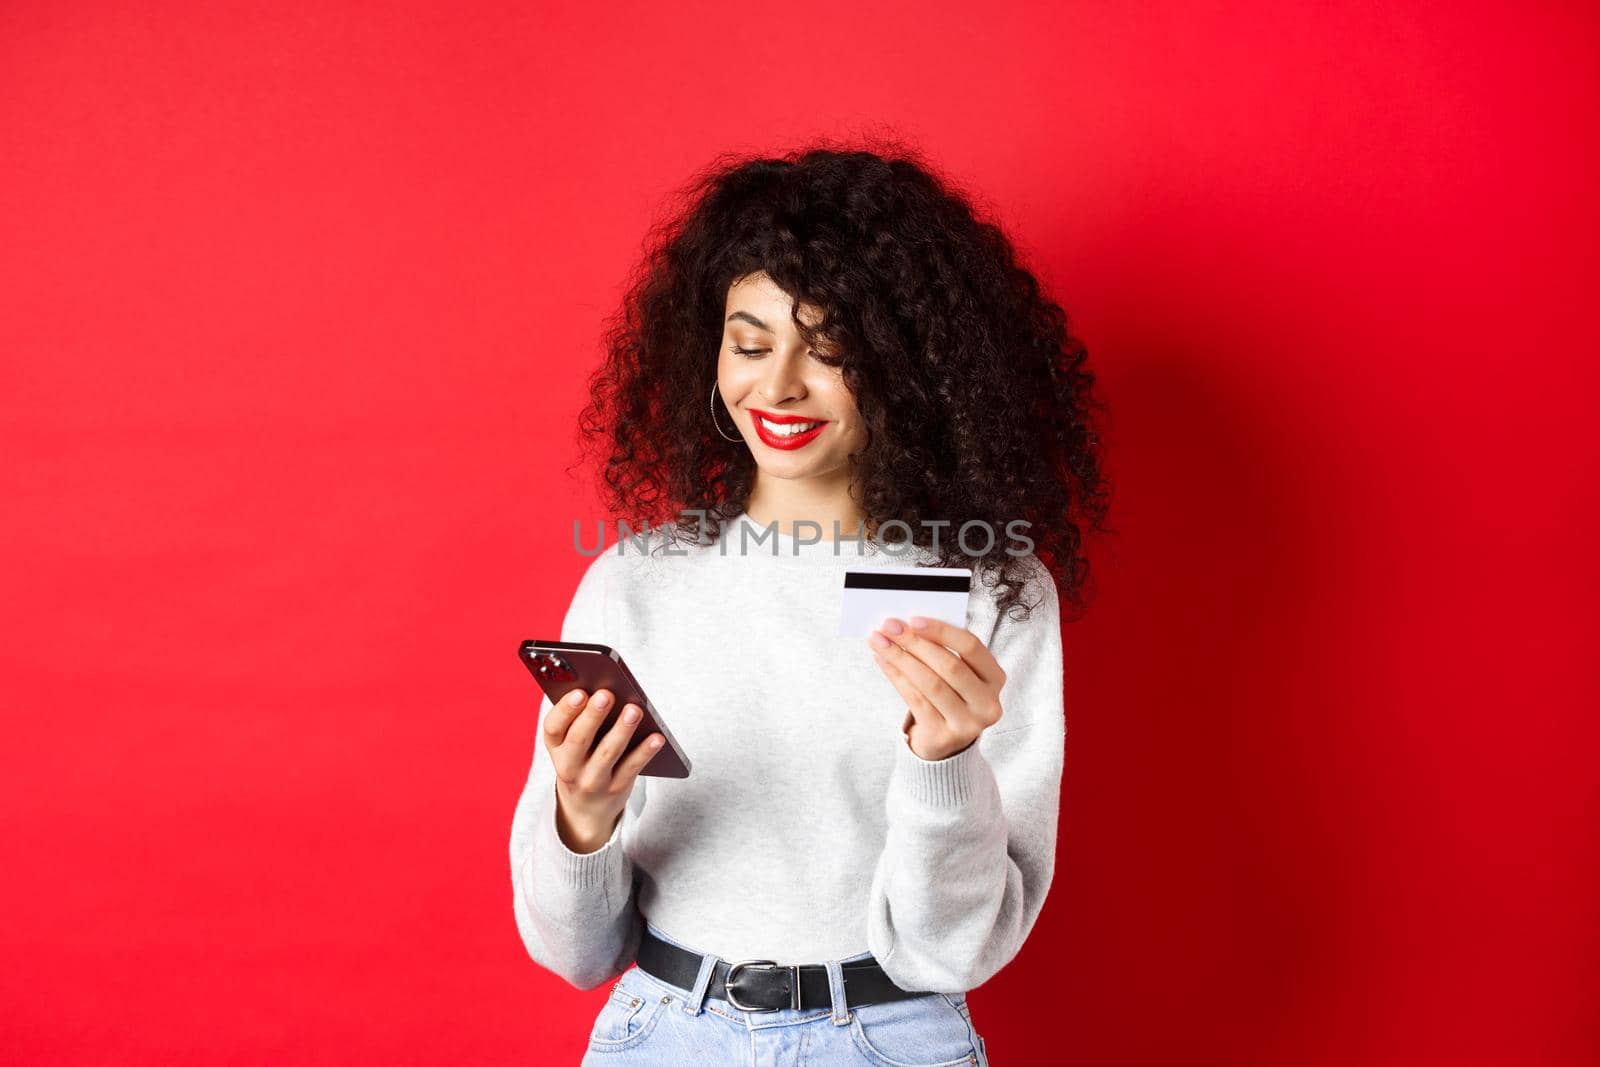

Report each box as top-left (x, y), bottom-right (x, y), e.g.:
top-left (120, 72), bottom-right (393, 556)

top-left (842, 573), bottom-right (971, 592)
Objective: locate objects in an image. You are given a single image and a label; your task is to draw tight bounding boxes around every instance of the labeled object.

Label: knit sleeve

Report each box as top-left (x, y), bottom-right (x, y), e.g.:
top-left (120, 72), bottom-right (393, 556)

top-left (508, 550), bottom-right (645, 990)
top-left (864, 555), bottom-right (1066, 992)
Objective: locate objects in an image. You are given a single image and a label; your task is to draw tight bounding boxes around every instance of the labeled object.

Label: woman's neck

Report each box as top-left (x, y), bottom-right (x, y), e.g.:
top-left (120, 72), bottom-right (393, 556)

top-left (743, 477), bottom-right (870, 541)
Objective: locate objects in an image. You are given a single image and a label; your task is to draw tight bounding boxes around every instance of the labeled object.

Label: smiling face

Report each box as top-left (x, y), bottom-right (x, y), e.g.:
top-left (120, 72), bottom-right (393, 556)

top-left (717, 272), bottom-right (870, 500)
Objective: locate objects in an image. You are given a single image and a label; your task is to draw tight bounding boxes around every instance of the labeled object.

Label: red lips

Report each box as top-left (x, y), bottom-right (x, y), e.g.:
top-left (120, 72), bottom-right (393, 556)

top-left (747, 408), bottom-right (829, 450)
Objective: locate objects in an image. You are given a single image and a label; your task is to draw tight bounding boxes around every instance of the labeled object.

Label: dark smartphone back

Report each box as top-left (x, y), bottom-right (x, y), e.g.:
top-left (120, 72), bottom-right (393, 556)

top-left (518, 640), bottom-right (690, 778)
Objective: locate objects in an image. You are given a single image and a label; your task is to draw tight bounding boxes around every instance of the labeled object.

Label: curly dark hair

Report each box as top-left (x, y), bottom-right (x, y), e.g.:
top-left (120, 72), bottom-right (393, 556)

top-left (572, 138), bottom-right (1113, 622)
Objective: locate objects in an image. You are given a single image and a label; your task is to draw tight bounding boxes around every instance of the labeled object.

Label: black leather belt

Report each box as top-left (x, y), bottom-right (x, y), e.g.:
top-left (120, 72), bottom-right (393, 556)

top-left (635, 929), bottom-right (934, 1013)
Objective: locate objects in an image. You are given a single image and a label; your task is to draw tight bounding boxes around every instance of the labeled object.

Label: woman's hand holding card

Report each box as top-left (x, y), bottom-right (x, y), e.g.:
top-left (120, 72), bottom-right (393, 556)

top-left (868, 616), bottom-right (1007, 762)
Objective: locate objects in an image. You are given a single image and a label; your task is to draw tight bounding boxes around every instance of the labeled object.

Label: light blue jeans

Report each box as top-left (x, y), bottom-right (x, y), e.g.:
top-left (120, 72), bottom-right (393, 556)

top-left (580, 923), bottom-right (989, 1067)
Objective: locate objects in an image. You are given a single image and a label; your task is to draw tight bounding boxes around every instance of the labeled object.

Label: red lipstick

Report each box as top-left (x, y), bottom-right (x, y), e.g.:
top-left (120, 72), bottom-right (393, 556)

top-left (747, 408), bottom-right (829, 450)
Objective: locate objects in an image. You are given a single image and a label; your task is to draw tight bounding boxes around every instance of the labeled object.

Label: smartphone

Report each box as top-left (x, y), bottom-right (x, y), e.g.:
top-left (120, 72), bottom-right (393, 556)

top-left (518, 639), bottom-right (691, 778)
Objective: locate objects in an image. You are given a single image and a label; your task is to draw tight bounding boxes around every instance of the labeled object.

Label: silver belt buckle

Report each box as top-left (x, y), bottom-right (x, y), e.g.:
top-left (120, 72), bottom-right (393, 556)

top-left (724, 959), bottom-right (800, 1012)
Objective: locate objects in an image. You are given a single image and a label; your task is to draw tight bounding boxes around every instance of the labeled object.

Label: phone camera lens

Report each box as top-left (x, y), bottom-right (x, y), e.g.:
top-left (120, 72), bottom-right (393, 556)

top-left (533, 653), bottom-right (575, 683)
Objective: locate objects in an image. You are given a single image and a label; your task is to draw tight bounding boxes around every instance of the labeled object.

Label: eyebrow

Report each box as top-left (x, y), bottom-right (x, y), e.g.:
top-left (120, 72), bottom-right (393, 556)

top-left (726, 311), bottom-right (771, 332)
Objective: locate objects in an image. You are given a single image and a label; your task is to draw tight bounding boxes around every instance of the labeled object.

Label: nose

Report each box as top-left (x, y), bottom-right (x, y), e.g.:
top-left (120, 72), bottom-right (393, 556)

top-left (756, 349), bottom-right (808, 405)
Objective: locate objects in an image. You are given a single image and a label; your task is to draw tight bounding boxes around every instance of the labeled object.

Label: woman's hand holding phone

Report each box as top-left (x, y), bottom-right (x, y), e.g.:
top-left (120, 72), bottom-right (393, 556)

top-left (543, 687), bottom-right (666, 854)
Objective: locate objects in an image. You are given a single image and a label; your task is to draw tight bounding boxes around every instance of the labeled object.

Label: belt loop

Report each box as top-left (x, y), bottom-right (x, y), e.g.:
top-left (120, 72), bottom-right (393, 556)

top-left (824, 958), bottom-right (850, 1026)
top-left (682, 951), bottom-right (720, 1016)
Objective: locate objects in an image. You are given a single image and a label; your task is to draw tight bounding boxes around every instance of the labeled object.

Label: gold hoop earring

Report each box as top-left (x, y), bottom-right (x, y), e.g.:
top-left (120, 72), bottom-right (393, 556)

top-left (710, 381), bottom-right (742, 442)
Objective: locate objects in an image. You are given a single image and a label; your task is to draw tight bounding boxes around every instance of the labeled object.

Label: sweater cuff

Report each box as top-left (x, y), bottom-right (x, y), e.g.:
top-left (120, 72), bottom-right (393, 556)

top-left (539, 785), bottom-right (627, 893)
top-left (892, 732), bottom-right (989, 807)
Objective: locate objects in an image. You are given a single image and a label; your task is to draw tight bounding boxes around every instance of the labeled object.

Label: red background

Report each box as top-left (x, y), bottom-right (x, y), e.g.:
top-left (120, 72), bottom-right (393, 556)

top-left (2, 2), bottom-right (1594, 1063)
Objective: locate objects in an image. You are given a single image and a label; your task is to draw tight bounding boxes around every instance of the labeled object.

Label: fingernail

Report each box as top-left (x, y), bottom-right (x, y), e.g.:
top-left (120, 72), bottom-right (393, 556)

top-left (623, 705), bottom-right (639, 723)
top-left (650, 736), bottom-right (664, 748)
top-left (567, 691), bottom-right (585, 705)
top-left (909, 616), bottom-right (929, 630)
top-left (868, 632), bottom-right (891, 650)
top-left (593, 691), bottom-right (611, 708)
top-left (881, 618), bottom-right (905, 636)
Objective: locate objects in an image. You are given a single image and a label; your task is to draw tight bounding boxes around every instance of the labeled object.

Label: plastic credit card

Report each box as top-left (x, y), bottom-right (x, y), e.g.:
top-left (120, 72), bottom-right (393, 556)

top-left (839, 565), bottom-right (972, 637)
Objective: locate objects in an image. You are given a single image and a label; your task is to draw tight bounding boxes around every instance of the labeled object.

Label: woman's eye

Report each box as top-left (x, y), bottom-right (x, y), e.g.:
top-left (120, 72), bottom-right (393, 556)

top-left (728, 344), bottom-right (842, 366)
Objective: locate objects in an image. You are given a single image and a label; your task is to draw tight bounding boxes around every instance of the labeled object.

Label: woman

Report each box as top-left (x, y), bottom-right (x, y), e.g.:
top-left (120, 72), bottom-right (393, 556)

top-left (510, 143), bottom-right (1111, 1066)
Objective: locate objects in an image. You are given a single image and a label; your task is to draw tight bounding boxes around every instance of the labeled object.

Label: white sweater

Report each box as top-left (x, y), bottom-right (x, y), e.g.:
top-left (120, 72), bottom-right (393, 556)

top-left (509, 511), bottom-right (1066, 994)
